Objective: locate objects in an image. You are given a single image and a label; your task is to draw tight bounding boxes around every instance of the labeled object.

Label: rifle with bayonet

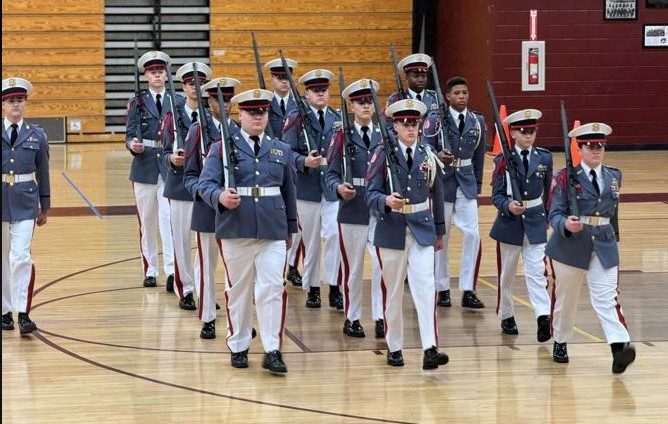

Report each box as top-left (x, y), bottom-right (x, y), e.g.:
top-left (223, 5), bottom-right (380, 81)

top-left (132, 37), bottom-right (144, 143)
top-left (390, 44), bottom-right (407, 101)
top-left (251, 32), bottom-right (274, 138)
top-left (486, 80), bottom-right (521, 202)
top-left (430, 56), bottom-right (452, 154)
top-left (560, 100), bottom-right (580, 217)
top-left (165, 62), bottom-right (185, 151)
top-left (215, 83), bottom-right (237, 189)
top-left (279, 49), bottom-right (318, 155)
top-left (337, 67), bottom-right (354, 185)
top-left (369, 80), bottom-right (403, 195)
top-left (191, 63), bottom-right (213, 162)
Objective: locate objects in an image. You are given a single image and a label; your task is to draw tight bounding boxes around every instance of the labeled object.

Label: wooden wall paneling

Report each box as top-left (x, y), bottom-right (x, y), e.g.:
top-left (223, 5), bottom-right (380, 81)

top-left (2, 0), bottom-right (102, 14)
top-left (3, 32), bottom-right (104, 49)
top-left (2, 15), bottom-right (104, 32)
top-left (211, 0), bottom-right (412, 14)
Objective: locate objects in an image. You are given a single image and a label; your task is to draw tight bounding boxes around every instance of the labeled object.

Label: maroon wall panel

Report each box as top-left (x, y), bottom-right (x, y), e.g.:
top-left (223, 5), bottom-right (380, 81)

top-left (435, 0), bottom-right (668, 148)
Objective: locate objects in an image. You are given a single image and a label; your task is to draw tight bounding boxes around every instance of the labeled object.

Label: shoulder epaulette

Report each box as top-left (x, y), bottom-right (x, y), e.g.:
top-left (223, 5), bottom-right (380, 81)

top-left (535, 146), bottom-right (552, 154)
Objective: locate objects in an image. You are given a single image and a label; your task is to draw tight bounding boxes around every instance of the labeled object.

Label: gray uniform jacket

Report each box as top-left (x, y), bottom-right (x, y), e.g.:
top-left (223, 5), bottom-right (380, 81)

top-left (269, 95), bottom-right (296, 139)
top-left (546, 165), bottom-right (621, 270)
top-left (489, 147), bottom-right (553, 245)
top-left (422, 109), bottom-right (486, 202)
top-left (2, 122), bottom-right (50, 221)
top-left (325, 124), bottom-right (381, 225)
top-left (366, 143), bottom-right (445, 250)
top-left (282, 106), bottom-right (341, 202)
top-left (125, 91), bottom-right (183, 184)
top-left (198, 132), bottom-right (298, 240)
top-left (184, 118), bottom-right (239, 233)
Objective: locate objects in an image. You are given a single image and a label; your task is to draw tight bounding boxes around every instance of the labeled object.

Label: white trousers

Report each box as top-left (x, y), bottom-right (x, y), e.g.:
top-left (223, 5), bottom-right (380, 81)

top-left (496, 238), bottom-right (550, 320)
top-left (195, 231), bottom-right (219, 323)
top-left (435, 187), bottom-right (481, 292)
top-left (169, 199), bottom-right (194, 298)
top-left (551, 255), bottom-right (630, 344)
top-left (377, 230), bottom-right (438, 352)
top-left (339, 218), bottom-right (383, 322)
top-left (2, 220), bottom-right (35, 314)
top-left (297, 198), bottom-right (340, 290)
top-left (133, 176), bottom-right (174, 278)
top-left (222, 239), bottom-right (287, 353)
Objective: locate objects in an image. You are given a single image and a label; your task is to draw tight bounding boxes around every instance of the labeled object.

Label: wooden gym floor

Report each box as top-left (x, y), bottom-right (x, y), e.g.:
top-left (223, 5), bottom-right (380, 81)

top-left (2, 144), bottom-right (667, 423)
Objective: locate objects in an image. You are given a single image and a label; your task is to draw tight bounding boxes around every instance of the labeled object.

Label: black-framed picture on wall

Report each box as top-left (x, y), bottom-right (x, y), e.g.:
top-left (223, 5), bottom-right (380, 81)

top-left (646, 0), bottom-right (668, 8)
top-left (643, 24), bottom-right (668, 48)
top-left (604, 0), bottom-right (638, 20)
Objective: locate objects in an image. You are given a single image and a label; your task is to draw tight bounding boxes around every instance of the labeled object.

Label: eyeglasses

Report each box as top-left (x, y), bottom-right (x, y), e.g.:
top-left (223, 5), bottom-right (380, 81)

top-left (517, 127), bottom-right (537, 135)
top-left (246, 108), bottom-right (268, 116)
top-left (583, 142), bottom-right (606, 150)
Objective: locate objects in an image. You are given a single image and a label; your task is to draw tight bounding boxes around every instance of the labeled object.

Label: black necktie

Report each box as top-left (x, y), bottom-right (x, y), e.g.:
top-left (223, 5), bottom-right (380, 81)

top-left (156, 94), bottom-right (162, 116)
top-left (416, 93), bottom-right (422, 101)
top-left (458, 113), bottom-right (465, 134)
top-left (521, 150), bottom-right (529, 174)
top-left (590, 169), bottom-right (600, 196)
top-left (10, 123), bottom-right (18, 146)
top-left (318, 110), bottom-right (325, 129)
top-left (280, 98), bottom-right (286, 115)
top-left (361, 125), bottom-right (370, 149)
top-left (251, 135), bottom-right (261, 156)
top-left (406, 147), bottom-right (413, 169)
top-left (191, 111), bottom-right (198, 123)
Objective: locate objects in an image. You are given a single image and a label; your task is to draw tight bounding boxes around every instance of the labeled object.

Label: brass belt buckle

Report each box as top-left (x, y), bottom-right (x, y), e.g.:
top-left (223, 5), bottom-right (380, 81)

top-left (251, 186), bottom-right (261, 198)
top-left (522, 200), bottom-right (528, 208)
top-left (6, 174), bottom-right (15, 185)
top-left (590, 216), bottom-right (600, 226)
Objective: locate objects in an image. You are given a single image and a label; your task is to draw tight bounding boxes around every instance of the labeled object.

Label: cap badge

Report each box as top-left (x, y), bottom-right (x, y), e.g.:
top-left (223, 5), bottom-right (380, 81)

top-left (8, 79), bottom-right (16, 87)
top-left (253, 89), bottom-right (261, 98)
top-left (218, 79), bottom-right (226, 87)
top-left (150, 52), bottom-right (158, 58)
top-left (592, 123), bottom-right (600, 131)
top-left (315, 70), bottom-right (322, 77)
top-left (406, 99), bottom-right (414, 108)
top-left (360, 80), bottom-right (368, 88)
top-left (524, 110), bottom-right (532, 118)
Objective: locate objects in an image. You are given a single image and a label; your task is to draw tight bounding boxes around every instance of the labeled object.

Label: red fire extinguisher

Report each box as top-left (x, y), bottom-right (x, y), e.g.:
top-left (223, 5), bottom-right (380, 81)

top-left (528, 48), bottom-right (539, 85)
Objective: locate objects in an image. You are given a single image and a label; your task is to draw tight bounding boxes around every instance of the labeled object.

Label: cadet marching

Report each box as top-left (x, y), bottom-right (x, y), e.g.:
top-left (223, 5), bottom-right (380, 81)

top-left (1, 46), bottom-right (636, 376)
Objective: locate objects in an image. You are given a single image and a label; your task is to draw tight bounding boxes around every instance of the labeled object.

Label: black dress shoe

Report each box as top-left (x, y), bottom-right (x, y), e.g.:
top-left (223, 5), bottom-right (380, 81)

top-left (537, 315), bottom-right (551, 343)
top-left (231, 349), bottom-right (249, 368)
top-left (165, 274), bottom-right (174, 293)
top-left (179, 292), bottom-right (197, 311)
top-left (375, 319), bottom-right (385, 339)
top-left (262, 350), bottom-right (287, 373)
top-left (2, 312), bottom-right (14, 331)
top-left (423, 346), bottom-right (449, 370)
top-left (18, 313), bottom-right (37, 334)
top-left (200, 320), bottom-right (216, 339)
top-left (553, 341), bottom-right (569, 363)
top-left (286, 265), bottom-right (302, 287)
top-left (611, 343), bottom-right (636, 374)
top-left (501, 316), bottom-right (519, 335)
top-left (387, 350), bottom-right (404, 367)
top-left (305, 287), bottom-right (321, 308)
top-left (143, 276), bottom-right (157, 287)
top-left (216, 302), bottom-right (221, 310)
top-left (252, 327), bottom-right (257, 339)
top-left (461, 291), bottom-right (485, 309)
top-left (329, 287), bottom-right (343, 310)
top-left (437, 290), bottom-right (452, 307)
top-left (343, 319), bottom-right (365, 338)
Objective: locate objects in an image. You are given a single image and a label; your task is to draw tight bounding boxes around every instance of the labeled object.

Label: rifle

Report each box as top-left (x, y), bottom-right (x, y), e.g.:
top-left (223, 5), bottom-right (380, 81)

top-left (560, 100), bottom-right (580, 217)
top-left (279, 50), bottom-right (317, 154)
top-left (337, 68), bottom-right (354, 185)
top-left (390, 44), bottom-right (407, 101)
top-left (251, 32), bottom-right (274, 138)
top-left (165, 62), bottom-right (185, 150)
top-left (215, 84), bottom-right (237, 189)
top-left (486, 80), bottom-right (521, 202)
top-left (430, 56), bottom-right (452, 154)
top-left (191, 63), bottom-right (212, 161)
top-left (132, 37), bottom-right (144, 142)
top-left (369, 79), bottom-right (403, 195)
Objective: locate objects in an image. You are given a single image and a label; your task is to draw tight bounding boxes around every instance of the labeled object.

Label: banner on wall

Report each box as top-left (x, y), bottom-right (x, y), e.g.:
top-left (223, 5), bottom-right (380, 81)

top-left (521, 41), bottom-right (545, 92)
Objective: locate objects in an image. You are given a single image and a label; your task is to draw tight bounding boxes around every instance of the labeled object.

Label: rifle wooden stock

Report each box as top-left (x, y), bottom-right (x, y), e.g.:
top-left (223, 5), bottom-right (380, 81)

top-left (338, 67), bottom-right (353, 185)
top-left (390, 44), bottom-right (406, 101)
top-left (561, 100), bottom-right (580, 217)
top-left (279, 49), bottom-right (317, 154)
top-left (370, 79), bottom-right (403, 195)
top-left (486, 80), bottom-right (521, 202)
